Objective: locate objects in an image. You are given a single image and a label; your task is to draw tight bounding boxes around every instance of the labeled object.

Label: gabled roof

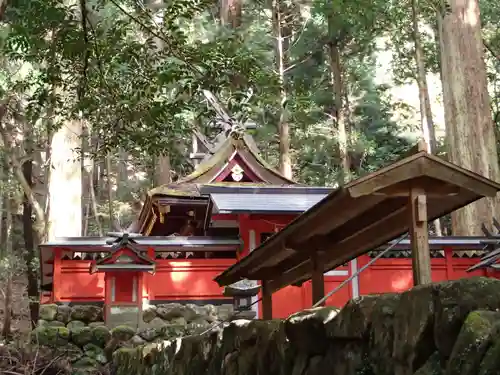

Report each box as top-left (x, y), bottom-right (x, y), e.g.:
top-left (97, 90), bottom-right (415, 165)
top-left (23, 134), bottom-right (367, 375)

top-left (133, 134), bottom-right (300, 234)
top-left (152, 134), bottom-right (296, 194)
top-left (90, 233), bottom-right (155, 273)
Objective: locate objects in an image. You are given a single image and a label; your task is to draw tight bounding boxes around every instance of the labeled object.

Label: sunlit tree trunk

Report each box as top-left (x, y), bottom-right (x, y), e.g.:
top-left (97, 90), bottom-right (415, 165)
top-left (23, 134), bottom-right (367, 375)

top-left (271, 0), bottom-right (292, 179)
top-left (411, 0), bottom-right (442, 236)
top-left (328, 44), bottom-right (350, 184)
top-left (47, 119), bottom-right (82, 239)
top-left (440, 0), bottom-right (500, 235)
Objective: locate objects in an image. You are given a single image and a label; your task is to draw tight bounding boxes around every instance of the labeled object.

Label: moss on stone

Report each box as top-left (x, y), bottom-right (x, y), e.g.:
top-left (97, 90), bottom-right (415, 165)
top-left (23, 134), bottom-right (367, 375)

top-left (31, 326), bottom-right (70, 347)
top-left (39, 304), bottom-right (58, 321)
top-left (111, 325), bottom-right (136, 341)
top-left (478, 336), bottom-right (500, 375)
top-left (91, 325), bottom-right (111, 347)
top-left (445, 310), bottom-right (500, 375)
top-left (72, 327), bottom-right (93, 347)
top-left (70, 305), bottom-right (102, 323)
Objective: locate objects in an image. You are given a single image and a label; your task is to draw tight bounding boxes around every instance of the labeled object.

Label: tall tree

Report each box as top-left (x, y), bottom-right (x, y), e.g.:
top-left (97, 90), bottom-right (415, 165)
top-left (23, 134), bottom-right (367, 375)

top-left (220, 0), bottom-right (241, 27)
top-left (411, 0), bottom-right (442, 236)
top-left (271, 0), bottom-right (293, 179)
top-left (439, 0), bottom-right (500, 235)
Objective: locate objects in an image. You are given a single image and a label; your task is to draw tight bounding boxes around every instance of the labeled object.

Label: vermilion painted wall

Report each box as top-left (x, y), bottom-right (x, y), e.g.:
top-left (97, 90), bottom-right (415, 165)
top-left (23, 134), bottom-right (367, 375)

top-left (269, 255), bottom-right (495, 319)
top-left (57, 261), bottom-right (105, 302)
top-left (51, 254), bottom-right (497, 321)
top-left (53, 259), bottom-right (235, 303)
top-left (145, 259), bottom-right (235, 301)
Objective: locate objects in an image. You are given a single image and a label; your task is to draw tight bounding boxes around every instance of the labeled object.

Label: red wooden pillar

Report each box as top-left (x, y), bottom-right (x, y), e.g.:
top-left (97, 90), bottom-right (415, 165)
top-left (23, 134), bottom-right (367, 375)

top-left (144, 247), bottom-right (155, 300)
top-left (53, 248), bottom-right (62, 302)
top-left (238, 214), bottom-right (251, 258)
top-left (444, 246), bottom-right (454, 280)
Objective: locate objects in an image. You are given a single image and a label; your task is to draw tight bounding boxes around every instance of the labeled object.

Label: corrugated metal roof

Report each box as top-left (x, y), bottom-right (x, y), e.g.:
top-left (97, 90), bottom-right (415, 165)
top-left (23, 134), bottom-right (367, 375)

top-left (210, 193), bottom-right (328, 214)
top-left (201, 185), bottom-right (333, 195)
top-left (40, 236), bottom-right (241, 248)
top-left (376, 237), bottom-right (493, 251)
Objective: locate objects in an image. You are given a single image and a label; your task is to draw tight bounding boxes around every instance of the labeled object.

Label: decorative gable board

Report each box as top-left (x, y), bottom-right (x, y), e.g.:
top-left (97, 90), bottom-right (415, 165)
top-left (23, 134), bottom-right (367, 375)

top-left (214, 153), bottom-right (263, 183)
top-left (99, 247), bottom-right (155, 266)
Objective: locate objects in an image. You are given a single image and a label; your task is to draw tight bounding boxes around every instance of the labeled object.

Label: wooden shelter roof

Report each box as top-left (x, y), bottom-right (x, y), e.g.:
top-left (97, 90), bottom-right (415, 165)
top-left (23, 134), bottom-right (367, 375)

top-left (214, 147), bottom-right (500, 292)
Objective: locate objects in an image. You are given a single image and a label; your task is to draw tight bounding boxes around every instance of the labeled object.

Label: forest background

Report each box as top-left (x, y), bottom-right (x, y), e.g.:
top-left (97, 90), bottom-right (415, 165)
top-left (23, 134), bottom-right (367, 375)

top-left (0, 0), bottom-right (499, 337)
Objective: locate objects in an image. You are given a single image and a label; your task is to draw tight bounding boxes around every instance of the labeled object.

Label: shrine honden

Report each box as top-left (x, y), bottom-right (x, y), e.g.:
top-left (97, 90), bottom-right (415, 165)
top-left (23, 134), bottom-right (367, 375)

top-left (39, 133), bottom-right (500, 327)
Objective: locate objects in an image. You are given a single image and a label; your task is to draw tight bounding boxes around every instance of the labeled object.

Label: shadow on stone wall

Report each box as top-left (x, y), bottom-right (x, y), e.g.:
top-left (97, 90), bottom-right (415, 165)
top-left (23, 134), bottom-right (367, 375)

top-left (111, 277), bottom-right (500, 375)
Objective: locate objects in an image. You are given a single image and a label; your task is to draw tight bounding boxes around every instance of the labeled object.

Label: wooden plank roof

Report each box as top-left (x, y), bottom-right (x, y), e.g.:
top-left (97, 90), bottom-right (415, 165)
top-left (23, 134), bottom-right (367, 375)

top-left (214, 147), bottom-right (500, 292)
top-left (133, 134), bottom-right (299, 233)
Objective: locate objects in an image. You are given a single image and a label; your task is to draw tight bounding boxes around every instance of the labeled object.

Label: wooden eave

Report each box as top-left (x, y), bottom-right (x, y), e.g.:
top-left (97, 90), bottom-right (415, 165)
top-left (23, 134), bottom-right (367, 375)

top-left (214, 151), bottom-right (500, 291)
top-left (39, 236), bottom-right (242, 254)
top-left (96, 246), bottom-right (156, 266)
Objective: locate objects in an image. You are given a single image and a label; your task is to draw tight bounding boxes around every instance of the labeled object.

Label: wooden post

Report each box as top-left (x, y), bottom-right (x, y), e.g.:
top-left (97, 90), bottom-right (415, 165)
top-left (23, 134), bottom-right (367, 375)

top-left (238, 214), bottom-right (251, 259)
top-left (444, 246), bottom-right (453, 279)
top-left (261, 280), bottom-right (273, 320)
top-left (53, 248), bottom-right (62, 302)
top-left (409, 187), bottom-right (432, 285)
top-left (311, 251), bottom-right (325, 306)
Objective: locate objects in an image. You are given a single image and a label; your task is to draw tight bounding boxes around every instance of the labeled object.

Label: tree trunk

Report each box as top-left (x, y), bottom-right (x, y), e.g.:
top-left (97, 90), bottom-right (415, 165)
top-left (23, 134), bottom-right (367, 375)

top-left (412, 0), bottom-right (438, 154)
top-left (411, 0), bottom-right (442, 236)
top-left (328, 44), bottom-right (350, 184)
top-left (146, 0), bottom-right (172, 186)
top-left (22, 154), bottom-right (40, 328)
top-left (106, 153), bottom-right (116, 231)
top-left (220, 0), bottom-right (242, 27)
top-left (272, 0), bottom-right (292, 180)
top-left (440, 0), bottom-right (500, 235)
top-left (2, 192), bottom-right (13, 339)
top-left (155, 154), bottom-right (171, 186)
top-left (89, 162), bottom-right (103, 236)
top-left (47, 119), bottom-right (82, 239)
top-left (117, 148), bottom-right (129, 199)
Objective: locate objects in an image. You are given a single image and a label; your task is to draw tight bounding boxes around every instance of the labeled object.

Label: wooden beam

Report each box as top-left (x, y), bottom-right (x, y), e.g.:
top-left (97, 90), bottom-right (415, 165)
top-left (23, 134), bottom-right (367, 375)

top-left (249, 197), bottom-right (407, 280)
top-left (287, 193), bottom-right (386, 246)
top-left (347, 158), bottom-right (425, 198)
top-left (311, 251), bottom-right (325, 306)
top-left (261, 280), bottom-right (273, 320)
top-left (409, 187), bottom-right (432, 285)
top-left (268, 205), bottom-right (410, 293)
top-left (373, 178), bottom-right (460, 197)
top-left (422, 158), bottom-right (500, 197)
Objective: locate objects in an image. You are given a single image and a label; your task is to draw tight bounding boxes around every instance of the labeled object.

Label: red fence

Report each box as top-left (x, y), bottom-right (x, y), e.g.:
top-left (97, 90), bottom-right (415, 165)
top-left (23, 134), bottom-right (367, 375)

top-left (46, 255), bottom-right (496, 321)
top-left (48, 259), bottom-right (235, 304)
top-left (270, 254), bottom-right (494, 318)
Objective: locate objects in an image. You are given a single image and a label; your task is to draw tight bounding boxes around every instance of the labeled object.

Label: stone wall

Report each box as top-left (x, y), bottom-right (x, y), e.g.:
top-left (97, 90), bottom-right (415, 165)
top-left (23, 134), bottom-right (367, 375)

top-left (32, 302), bottom-right (233, 373)
top-left (112, 277), bottom-right (500, 375)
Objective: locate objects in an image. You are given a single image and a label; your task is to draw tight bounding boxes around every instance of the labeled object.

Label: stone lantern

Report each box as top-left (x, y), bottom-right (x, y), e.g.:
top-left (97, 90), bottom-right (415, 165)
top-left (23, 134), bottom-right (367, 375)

top-left (223, 279), bottom-right (261, 320)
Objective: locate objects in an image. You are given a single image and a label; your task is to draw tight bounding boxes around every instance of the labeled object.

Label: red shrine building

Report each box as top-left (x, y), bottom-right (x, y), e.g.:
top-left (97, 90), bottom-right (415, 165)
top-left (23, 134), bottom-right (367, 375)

top-left (39, 134), bottom-right (331, 325)
top-left (39, 133), bottom-right (500, 325)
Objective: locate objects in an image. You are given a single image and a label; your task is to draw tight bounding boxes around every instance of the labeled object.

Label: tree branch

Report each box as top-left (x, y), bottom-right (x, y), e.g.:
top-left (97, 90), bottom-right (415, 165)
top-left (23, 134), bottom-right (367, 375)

top-left (0, 100), bottom-right (47, 236)
top-left (0, 0), bottom-right (8, 21)
top-left (484, 39), bottom-right (500, 63)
